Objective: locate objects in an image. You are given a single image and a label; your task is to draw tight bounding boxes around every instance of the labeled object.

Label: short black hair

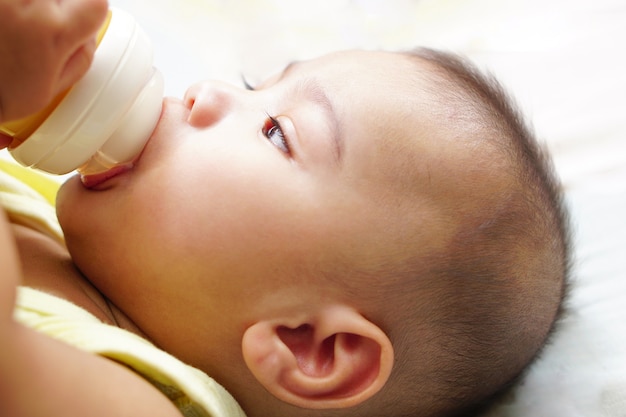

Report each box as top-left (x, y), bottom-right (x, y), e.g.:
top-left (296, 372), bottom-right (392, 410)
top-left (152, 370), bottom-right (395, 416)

top-left (376, 48), bottom-right (572, 417)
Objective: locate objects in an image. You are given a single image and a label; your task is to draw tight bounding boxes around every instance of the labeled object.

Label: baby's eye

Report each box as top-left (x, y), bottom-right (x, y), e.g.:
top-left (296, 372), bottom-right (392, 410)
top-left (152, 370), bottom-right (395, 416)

top-left (262, 116), bottom-right (290, 154)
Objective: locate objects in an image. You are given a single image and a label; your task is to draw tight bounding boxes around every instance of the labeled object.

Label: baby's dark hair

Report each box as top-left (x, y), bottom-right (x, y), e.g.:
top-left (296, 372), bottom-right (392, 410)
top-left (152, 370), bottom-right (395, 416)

top-left (353, 48), bottom-right (571, 417)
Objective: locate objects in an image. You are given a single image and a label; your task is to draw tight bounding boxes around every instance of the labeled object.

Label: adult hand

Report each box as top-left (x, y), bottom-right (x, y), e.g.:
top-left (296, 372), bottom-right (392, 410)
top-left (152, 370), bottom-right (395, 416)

top-left (0, 0), bottom-right (109, 126)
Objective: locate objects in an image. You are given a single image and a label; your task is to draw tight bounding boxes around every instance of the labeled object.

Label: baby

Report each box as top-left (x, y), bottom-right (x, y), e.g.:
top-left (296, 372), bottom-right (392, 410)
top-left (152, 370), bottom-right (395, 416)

top-left (0, 1), bottom-right (570, 417)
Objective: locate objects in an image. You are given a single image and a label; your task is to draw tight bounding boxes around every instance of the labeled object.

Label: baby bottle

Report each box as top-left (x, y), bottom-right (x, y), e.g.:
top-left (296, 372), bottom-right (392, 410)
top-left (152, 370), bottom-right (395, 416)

top-left (0, 8), bottom-right (164, 176)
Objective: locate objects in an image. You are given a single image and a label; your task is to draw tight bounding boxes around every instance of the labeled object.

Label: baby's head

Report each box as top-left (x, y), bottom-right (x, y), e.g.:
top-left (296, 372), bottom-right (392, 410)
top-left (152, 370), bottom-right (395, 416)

top-left (56, 48), bottom-right (570, 417)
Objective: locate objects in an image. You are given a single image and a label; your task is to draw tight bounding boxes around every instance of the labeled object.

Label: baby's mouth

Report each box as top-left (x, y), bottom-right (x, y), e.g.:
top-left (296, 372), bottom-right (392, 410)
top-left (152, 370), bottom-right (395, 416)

top-left (80, 163), bottom-right (134, 190)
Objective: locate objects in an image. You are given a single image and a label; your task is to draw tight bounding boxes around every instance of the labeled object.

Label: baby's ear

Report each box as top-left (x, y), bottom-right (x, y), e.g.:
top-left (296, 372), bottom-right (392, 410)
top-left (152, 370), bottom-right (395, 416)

top-left (241, 305), bottom-right (393, 409)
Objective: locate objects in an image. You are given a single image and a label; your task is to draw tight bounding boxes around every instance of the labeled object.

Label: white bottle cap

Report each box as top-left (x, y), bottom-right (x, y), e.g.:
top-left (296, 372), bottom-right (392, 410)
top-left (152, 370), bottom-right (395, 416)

top-left (9, 8), bottom-right (164, 175)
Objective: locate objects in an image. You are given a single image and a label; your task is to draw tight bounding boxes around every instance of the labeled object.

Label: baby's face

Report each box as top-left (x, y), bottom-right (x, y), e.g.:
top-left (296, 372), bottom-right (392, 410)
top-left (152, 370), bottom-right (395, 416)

top-left (56, 50), bottom-right (498, 370)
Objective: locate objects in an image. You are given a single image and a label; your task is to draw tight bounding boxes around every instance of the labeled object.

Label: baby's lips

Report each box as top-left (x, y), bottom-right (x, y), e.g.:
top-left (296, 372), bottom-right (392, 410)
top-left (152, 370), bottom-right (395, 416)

top-left (80, 163), bottom-right (133, 190)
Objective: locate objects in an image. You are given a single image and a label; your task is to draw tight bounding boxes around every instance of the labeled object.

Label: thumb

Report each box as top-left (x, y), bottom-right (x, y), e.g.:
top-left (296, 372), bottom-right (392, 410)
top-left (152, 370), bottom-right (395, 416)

top-left (55, 38), bottom-right (97, 96)
top-left (56, 0), bottom-right (108, 94)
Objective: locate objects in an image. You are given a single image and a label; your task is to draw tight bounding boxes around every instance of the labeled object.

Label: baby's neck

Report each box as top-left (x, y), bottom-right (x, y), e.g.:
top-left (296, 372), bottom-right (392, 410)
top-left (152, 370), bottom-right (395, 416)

top-left (12, 223), bottom-right (147, 338)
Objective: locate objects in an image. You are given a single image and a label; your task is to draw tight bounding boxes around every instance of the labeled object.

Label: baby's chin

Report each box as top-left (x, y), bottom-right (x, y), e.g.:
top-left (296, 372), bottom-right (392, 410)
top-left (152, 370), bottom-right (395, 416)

top-left (55, 174), bottom-right (110, 257)
top-left (55, 174), bottom-right (79, 219)
top-left (55, 174), bottom-right (88, 225)
top-left (60, 218), bottom-right (121, 296)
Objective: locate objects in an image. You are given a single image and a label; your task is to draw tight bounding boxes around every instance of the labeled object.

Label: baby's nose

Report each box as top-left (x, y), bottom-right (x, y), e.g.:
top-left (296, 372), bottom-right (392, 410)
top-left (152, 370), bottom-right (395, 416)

top-left (184, 81), bottom-right (235, 128)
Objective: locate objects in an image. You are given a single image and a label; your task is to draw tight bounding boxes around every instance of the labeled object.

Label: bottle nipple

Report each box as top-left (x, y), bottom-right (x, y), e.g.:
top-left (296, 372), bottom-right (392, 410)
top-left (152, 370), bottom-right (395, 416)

top-left (2, 8), bottom-right (164, 176)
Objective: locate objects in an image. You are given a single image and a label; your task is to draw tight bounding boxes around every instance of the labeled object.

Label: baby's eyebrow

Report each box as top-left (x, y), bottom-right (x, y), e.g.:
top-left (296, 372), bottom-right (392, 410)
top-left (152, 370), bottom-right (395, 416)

top-left (291, 76), bottom-right (343, 164)
top-left (279, 61), bottom-right (299, 80)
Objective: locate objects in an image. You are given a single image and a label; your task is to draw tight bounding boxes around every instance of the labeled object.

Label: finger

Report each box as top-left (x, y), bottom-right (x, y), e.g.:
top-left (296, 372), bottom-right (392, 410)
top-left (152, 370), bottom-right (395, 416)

top-left (58, 0), bottom-right (109, 44)
top-left (56, 38), bottom-right (97, 94)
